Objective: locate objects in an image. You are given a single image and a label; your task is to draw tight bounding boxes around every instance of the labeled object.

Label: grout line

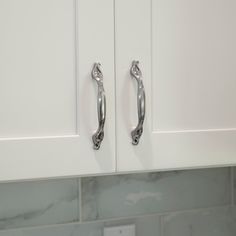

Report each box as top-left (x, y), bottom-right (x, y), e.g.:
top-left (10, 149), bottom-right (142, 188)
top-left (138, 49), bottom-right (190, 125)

top-left (76, 178), bottom-right (80, 222)
top-left (0, 205), bottom-right (231, 233)
top-left (79, 204), bottom-right (231, 225)
top-left (160, 215), bottom-right (165, 236)
top-left (230, 167), bottom-right (234, 206)
top-left (78, 178), bottom-right (83, 222)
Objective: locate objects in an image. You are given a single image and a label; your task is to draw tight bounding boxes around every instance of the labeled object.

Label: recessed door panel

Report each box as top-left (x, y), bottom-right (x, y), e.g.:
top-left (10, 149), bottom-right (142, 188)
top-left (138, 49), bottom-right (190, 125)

top-left (152, 0), bottom-right (236, 131)
top-left (0, 0), bottom-right (76, 137)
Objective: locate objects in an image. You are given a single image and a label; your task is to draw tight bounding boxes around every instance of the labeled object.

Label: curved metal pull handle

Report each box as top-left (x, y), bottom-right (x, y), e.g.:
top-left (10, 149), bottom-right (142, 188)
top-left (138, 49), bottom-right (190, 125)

top-left (130, 61), bottom-right (146, 145)
top-left (91, 63), bottom-right (106, 150)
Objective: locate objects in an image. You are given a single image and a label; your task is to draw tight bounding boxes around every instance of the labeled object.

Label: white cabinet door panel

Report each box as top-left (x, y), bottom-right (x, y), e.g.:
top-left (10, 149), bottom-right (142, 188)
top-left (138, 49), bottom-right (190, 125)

top-left (0, 0), bottom-right (76, 137)
top-left (116, 0), bottom-right (236, 171)
top-left (0, 0), bottom-right (115, 181)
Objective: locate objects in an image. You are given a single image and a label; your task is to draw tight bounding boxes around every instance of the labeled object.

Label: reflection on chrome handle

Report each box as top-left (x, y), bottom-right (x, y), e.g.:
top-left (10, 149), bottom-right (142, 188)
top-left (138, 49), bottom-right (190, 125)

top-left (130, 61), bottom-right (146, 145)
top-left (91, 63), bottom-right (106, 150)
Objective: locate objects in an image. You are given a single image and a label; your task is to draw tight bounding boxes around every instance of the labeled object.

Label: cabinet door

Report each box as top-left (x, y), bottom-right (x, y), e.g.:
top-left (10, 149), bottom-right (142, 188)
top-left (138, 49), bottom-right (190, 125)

top-left (0, 0), bottom-right (115, 181)
top-left (116, 0), bottom-right (236, 171)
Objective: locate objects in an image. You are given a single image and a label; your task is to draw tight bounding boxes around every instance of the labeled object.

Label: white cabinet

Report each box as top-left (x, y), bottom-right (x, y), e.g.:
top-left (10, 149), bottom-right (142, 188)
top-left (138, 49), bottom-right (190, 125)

top-left (1, 0), bottom-right (236, 181)
top-left (116, 0), bottom-right (236, 172)
top-left (0, 0), bottom-right (115, 181)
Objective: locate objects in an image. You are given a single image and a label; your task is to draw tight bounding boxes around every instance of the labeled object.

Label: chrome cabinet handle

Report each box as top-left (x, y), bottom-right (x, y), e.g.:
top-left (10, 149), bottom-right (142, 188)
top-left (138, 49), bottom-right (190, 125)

top-left (91, 63), bottom-right (106, 150)
top-left (130, 61), bottom-right (146, 145)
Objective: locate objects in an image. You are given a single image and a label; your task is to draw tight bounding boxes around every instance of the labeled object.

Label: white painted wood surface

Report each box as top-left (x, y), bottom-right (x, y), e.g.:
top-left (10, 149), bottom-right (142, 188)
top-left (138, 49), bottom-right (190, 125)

top-left (116, 0), bottom-right (236, 172)
top-left (0, 0), bottom-right (115, 181)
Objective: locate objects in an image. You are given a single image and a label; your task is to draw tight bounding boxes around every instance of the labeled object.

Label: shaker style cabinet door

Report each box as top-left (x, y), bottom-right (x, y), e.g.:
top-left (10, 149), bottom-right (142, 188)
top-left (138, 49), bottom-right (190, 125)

top-left (0, 0), bottom-right (115, 181)
top-left (116, 0), bottom-right (236, 171)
